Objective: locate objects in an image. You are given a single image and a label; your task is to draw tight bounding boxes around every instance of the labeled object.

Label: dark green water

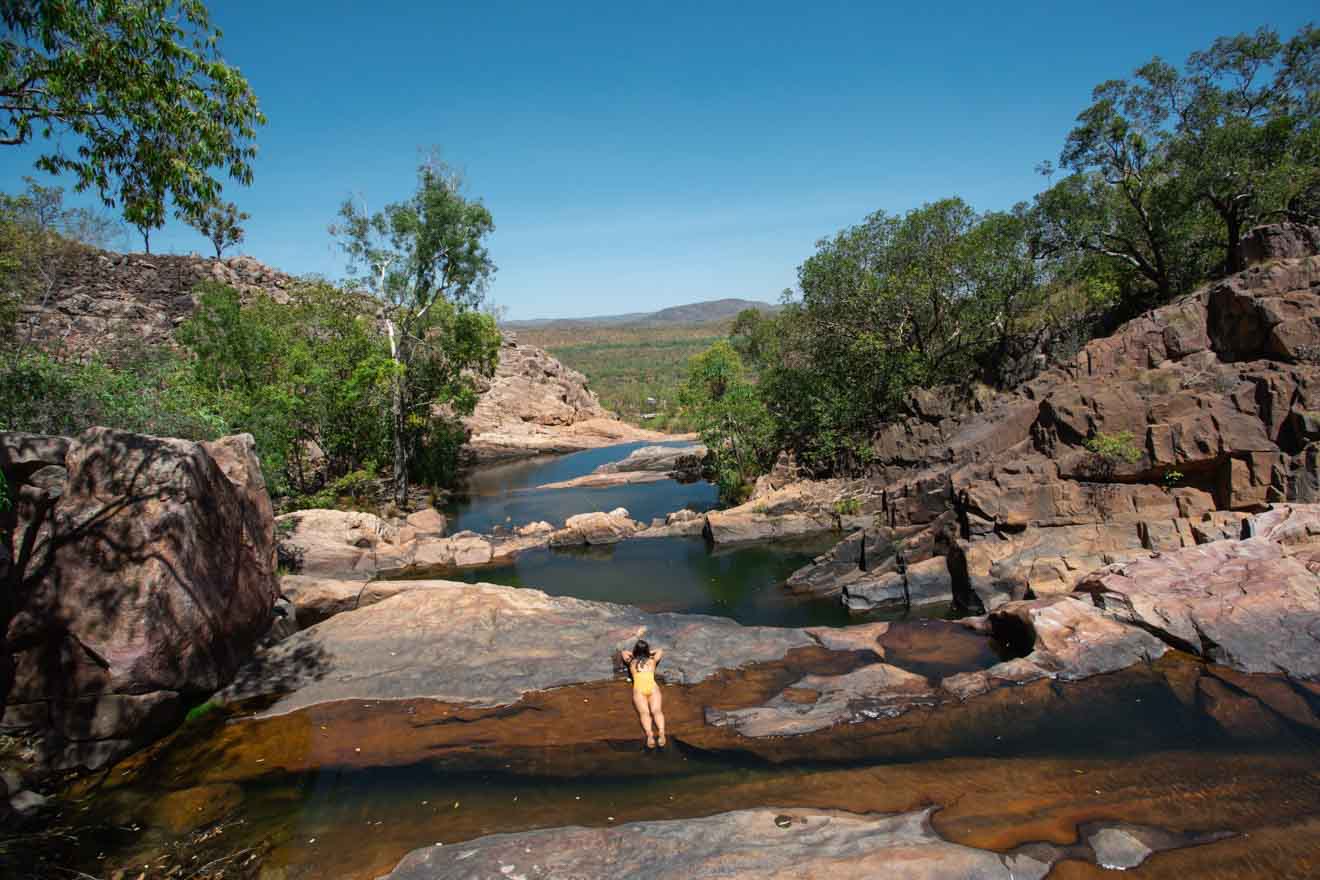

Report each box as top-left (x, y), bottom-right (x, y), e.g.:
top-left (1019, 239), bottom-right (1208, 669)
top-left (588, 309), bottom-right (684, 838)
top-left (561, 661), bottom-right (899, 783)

top-left (451, 535), bottom-right (956, 628)
top-left (443, 441), bottom-right (718, 534)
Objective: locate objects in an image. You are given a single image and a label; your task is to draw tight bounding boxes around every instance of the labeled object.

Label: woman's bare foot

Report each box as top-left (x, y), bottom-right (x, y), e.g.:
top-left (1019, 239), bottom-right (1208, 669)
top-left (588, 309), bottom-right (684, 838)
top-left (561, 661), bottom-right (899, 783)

top-left (657, 733), bottom-right (667, 747)
top-left (646, 735), bottom-right (656, 749)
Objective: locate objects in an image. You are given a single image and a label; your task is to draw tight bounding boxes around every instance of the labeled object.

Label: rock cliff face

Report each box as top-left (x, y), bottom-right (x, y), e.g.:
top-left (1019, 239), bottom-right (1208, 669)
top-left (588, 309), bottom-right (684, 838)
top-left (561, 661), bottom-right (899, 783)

top-left (18, 249), bottom-right (292, 357)
top-left (461, 334), bottom-right (676, 463)
top-left (787, 223), bottom-right (1320, 613)
top-left (0, 428), bottom-right (281, 769)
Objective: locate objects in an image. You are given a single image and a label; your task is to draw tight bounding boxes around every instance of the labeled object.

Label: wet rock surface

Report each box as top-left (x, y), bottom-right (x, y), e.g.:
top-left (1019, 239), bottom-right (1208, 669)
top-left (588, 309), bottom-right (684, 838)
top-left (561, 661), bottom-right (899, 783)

top-left (381, 805), bottom-right (1227, 880)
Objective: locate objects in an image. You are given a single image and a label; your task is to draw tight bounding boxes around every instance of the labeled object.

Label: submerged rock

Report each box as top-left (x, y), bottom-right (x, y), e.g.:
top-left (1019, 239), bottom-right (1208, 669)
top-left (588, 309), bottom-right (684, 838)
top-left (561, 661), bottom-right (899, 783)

top-left (381, 805), bottom-right (1227, 880)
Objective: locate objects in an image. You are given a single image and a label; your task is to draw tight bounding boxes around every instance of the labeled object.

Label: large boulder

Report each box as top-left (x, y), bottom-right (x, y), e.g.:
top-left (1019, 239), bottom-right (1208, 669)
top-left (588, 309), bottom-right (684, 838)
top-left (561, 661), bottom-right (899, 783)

top-left (548, 509), bottom-right (642, 546)
top-left (1, 428), bottom-right (279, 768)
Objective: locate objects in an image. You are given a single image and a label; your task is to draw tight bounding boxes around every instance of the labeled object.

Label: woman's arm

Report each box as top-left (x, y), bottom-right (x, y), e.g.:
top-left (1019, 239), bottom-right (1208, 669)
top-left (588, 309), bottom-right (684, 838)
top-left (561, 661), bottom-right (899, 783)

top-left (620, 650), bottom-right (633, 665)
top-left (653, 648), bottom-right (664, 664)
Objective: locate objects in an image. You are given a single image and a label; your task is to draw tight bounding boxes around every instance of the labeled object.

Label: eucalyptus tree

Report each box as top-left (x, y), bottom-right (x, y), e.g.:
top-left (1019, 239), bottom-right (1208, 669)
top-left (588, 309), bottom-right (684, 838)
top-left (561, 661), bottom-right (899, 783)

top-left (333, 160), bottom-right (501, 506)
top-left (1043, 23), bottom-right (1320, 293)
top-left (188, 200), bottom-right (249, 258)
top-left (0, 0), bottom-right (264, 227)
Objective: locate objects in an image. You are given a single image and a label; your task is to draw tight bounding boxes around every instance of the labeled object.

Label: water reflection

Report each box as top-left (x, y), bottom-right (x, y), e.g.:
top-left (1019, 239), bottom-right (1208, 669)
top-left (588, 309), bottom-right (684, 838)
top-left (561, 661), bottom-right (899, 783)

top-left (444, 441), bottom-right (718, 534)
top-left (449, 536), bottom-right (958, 629)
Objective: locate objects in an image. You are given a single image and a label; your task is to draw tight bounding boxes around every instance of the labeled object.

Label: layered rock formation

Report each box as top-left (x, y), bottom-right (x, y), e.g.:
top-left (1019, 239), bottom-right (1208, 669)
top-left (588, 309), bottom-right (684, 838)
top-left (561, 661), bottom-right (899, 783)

top-left (462, 334), bottom-right (677, 462)
top-left (19, 250), bottom-right (292, 357)
top-left (0, 428), bottom-right (281, 769)
top-left (786, 224), bottom-right (1320, 613)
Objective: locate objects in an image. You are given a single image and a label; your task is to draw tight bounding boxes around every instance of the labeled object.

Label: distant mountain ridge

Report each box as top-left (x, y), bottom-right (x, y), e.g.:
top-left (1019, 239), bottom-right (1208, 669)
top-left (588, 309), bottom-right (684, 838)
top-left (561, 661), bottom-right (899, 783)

top-left (505, 297), bottom-right (778, 329)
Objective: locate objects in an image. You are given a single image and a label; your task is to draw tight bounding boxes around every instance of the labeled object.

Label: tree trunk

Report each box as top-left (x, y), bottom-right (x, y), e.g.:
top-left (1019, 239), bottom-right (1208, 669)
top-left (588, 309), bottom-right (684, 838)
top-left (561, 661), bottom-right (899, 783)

top-left (386, 319), bottom-right (409, 509)
top-left (1225, 211), bottom-right (1244, 275)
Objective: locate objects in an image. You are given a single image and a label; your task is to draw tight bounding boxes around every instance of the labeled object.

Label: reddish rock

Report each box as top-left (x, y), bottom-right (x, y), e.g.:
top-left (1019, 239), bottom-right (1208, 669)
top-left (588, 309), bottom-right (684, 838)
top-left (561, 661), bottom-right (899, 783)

top-left (2, 428), bottom-right (279, 768)
top-left (1075, 521), bottom-right (1320, 678)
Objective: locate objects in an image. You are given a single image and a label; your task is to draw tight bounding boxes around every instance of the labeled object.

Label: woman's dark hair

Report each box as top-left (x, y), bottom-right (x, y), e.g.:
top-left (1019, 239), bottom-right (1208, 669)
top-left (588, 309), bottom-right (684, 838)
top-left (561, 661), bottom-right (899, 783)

top-left (632, 639), bottom-right (652, 663)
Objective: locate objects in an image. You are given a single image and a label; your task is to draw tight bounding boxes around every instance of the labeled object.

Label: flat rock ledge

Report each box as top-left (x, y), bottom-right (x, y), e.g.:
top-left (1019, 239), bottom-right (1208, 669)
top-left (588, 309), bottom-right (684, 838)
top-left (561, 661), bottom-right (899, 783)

top-left (220, 582), bottom-right (816, 716)
top-left (380, 806), bottom-right (1227, 880)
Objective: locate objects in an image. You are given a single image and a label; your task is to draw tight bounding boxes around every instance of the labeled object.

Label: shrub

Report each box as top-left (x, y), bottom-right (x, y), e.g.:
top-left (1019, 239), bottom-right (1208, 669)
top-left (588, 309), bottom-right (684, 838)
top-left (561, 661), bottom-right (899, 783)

top-left (1084, 431), bottom-right (1143, 466)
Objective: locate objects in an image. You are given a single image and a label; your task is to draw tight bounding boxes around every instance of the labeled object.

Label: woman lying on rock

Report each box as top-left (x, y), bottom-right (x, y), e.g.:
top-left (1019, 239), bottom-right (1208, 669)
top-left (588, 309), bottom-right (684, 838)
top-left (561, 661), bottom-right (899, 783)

top-left (620, 639), bottom-right (666, 749)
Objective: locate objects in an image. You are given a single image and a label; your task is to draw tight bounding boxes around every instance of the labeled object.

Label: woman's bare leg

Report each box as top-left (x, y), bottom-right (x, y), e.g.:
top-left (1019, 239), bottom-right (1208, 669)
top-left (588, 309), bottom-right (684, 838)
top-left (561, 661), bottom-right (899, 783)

top-left (649, 689), bottom-right (666, 746)
top-left (633, 690), bottom-right (655, 746)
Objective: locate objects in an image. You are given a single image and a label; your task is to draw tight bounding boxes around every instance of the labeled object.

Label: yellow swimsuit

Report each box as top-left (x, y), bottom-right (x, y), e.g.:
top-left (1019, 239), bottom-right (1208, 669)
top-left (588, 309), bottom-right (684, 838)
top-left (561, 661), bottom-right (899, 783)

top-left (632, 662), bottom-right (657, 697)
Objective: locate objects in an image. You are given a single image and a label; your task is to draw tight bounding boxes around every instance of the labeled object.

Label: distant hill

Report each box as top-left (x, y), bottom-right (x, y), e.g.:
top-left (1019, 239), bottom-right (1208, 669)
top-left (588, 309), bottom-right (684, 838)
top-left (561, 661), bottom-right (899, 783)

top-left (505, 298), bottom-right (778, 330)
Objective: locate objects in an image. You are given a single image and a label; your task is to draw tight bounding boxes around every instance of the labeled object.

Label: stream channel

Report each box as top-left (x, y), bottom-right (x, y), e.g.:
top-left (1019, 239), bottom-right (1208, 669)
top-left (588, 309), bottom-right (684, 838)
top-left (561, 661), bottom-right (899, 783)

top-left (22, 441), bottom-right (1320, 879)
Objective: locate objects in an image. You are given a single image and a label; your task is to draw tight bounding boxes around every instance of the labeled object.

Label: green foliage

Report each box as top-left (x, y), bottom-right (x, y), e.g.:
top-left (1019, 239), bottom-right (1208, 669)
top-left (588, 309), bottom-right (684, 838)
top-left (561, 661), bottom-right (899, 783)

top-left (286, 464), bottom-right (379, 513)
top-left (678, 341), bottom-right (776, 503)
top-left (0, 347), bottom-right (228, 439)
top-left (183, 700), bottom-right (219, 724)
top-left (758, 198), bottom-right (1052, 473)
top-left (1040, 24), bottom-right (1320, 298)
top-left (728, 307), bottom-right (781, 368)
top-left (333, 158), bottom-right (499, 505)
top-left (0, 0), bottom-right (265, 236)
top-left (0, 471), bottom-right (10, 512)
top-left (519, 323), bottom-right (728, 429)
top-left (1085, 431), bottom-right (1143, 465)
top-left (187, 200), bottom-right (249, 258)
top-left (177, 281), bottom-right (394, 496)
top-left (1162, 468), bottom-right (1185, 490)
top-left (832, 496), bottom-right (861, 517)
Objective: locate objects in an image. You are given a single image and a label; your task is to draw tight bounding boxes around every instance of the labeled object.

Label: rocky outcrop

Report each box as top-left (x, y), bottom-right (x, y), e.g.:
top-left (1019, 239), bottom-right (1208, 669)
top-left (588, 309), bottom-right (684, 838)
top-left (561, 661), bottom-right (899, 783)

top-left (1074, 505), bottom-right (1320, 678)
top-left (16, 247), bottom-right (675, 468)
top-left (536, 442), bottom-right (706, 489)
top-left (548, 508), bottom-right (642, 546)
top-left (19, 249), bottom-right (292, 358)
top-left (788, 229), bottom-right (1320, 614)
top-left (462, 334), bottom-right (677, 463)
top-left (0, 428), bottom-right (280, 769)
top-left (381, 806), bottom-right (1227, 880)
top-left (277, 506), bottom-right (660, 579)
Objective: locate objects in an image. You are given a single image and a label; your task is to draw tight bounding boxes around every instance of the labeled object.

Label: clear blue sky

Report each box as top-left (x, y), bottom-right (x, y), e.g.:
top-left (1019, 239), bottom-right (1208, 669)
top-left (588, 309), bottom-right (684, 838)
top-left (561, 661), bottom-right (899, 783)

top-left (2, 1), bottom-right (1315, 319)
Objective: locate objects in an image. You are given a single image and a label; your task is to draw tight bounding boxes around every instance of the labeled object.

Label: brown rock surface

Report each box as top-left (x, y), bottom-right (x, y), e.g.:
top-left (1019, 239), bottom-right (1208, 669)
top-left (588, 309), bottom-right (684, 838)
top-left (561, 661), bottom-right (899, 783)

top-left (1, 428), bottom-right (279, 768)
top-left (18, 250), bottom-right (293, 357)
top-left (381, 806), bottom-right (1217, 880)
top-left (1075, 517), bottom-right (1320, 678)
top-left (462, 335), bottom-right (677, 462)
top-left (786, 232), bottom-right (1320, 614)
